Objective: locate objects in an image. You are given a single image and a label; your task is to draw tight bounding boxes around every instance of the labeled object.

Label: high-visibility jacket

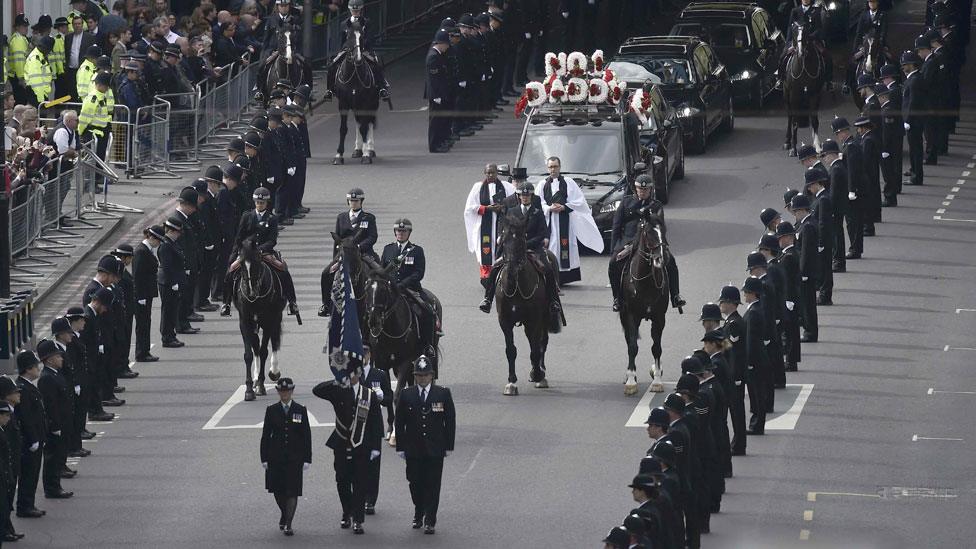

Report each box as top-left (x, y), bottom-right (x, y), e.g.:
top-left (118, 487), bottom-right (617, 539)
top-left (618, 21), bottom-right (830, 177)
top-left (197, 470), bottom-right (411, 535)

top-left (51, 33), bottom-right (66, 76)
top-left (6, 32), bottom-right (29, 81)
top-left (78, 88), bottom-right (111, 136)
top-left (68, 11), bottom-right (90, 31)
top-left (24, 48), bottom-right (53, 103)
top-left (76, 59), bottom-right (97, 101)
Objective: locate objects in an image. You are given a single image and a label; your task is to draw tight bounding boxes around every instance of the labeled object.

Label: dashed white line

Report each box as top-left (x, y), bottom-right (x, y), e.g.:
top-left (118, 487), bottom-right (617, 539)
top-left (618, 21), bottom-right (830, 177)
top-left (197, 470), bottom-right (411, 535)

top-left (936, 208), bottom-right (946, 214)
top-left (962, 171), bottom-right (971, 177)
top-left (967, 163), bottom-right (975, 169)
top-left (951, 187), bottom-right (961, 193)
top-left (913, 434), bottom-right (964, 442)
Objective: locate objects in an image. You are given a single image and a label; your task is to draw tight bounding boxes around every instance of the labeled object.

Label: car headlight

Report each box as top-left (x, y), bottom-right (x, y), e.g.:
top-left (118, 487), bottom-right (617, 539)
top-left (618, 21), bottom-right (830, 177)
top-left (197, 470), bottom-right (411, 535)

top-left (732, 69), bottom-right (756, 81)
top-left (827, 1), bottom-right (838, 9)
top-left (678, 105), bottom-right (700, 117)
top-left (600, 200), bottom-right (621, 213)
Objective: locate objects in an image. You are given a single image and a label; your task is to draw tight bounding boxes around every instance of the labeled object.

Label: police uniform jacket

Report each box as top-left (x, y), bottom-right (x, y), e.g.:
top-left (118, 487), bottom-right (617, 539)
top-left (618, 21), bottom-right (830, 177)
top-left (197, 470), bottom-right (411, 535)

top-left (272, 125), bottom-right (299, 174)
top-left (658, 422), bottom-right (692, 487)
top-left (610, 195), bottom-right (665, 253)
top-left (198, 191), bottom-right (222, 255)
top-left (67, 332), bottom-right (90, 381)
top-left (457, 36), bottom-right (483, 91)
top-left (142, 58), bottom-right (165, 97)
top-left (79, 304), bottom-right (104, 375)
top-left (707, 351), bottom-right (736, 408)
top-left (842, 136), bottom-right (867, 199)
top-left (118, 270), bottom-right (135, 316)
top-left (260, 400), bottom-right (312, 464)
top-left (233, 209), bottom-right (279, 256)
top-left (742, 300), bottom-right (771, 371)
top-left (175, 210), bottom-right (201, 272)
top-left (500, 194), bottom-right (548, 254)
top-left (132, 242), bottom-right (160, 300)
top-left (15, 376), bottom-right (46, 452)
top-left (362, 364), bottom-right (393, 408)
top-left (5, 410), bottom-right (22, 480)
top-left (859, 129), bottom-right (881, 199)
top-left (394, 384), bottom-right (456, 458)
top-left (334, 210), bottom-right (379, 258)
top-left (217, 187), bottom-right (247, 251)
top-left (381, 242), bottom-right (425, 291)
top-left (853, 9), bottom-right (887, 52)
top-left (827, 157), bottom-right (849, 216)
top-left (901, 70), bottom-right (926, 128)
top-left (862, 94), bottom-right (883, 129)
top-left (723, 311), bottom-right (747, 385)
top-left (786, 5), bottom-right (825, 43)
top-left (811, 188), bottom-right (834, 245)
top-left (38, 366), bottom-right (72, 436)
top-left (313, 381), bottom-right (384, 453)
top-left (285, 123), bottom-right (306, 171)
top-left (157, 235), bottom-right (187, 286)
top-left (259, 138), bottom-right (284, 185)
top-left (795, 213), bottom-right (820, 282)
top-left (763, 262), bottom-right (789, 326)
top-left (778, 245), bottom-right (803, 310)
top-left (920, 52), bottom-right (945, 110)
top-left (0, 429), bottom-right (10, 509)
top-left (425, 47), bottom-right (450, 104)
top-left (880, 97), bottom-right (903, 153)
top-left (263, 11), bottom-right (302, 53)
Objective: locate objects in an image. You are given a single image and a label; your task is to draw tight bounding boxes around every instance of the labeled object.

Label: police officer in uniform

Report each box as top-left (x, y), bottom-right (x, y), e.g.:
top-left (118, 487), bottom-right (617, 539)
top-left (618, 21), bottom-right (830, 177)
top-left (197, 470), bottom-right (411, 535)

top-left (854, 115), bottom-right (881, 237)
top-left (717, 286), bottom-right (747, 454)
top-left (191, 179), bottom-right (221, 313)
top-left (37, 340), bottom-right (73, 499)
top-left (0, 378), bottom-right (23, 541)
top-left (877, 83), bottom-right (902, 206)
top-left (174, 187), bottom-right (204, 334)
top-left (320, 189), bottom-right (378, 316)
top-left (830, 117), bottom-right (866, 259)
top-left (14, 351), bottom-right (46, 519)
top-left (359, 346), bottom-right (392, 514)
top-left (260, 377), bottom-right (311, 536)
top-left (791, 194), bottom-right (820, 342)
top-left (918, 33), bottom-right (946, 164)
top-left (900, 51), bottom-right (926, 186)
top-left (775, 221), bottom-right (803, 373)
top-left (741, 277), bottom-right (770, 435)
top-left (805, 166), bottom-right (834, 305)
top-left (820, 139), bottom-right (849, 271)
top-left (82, 256), bottom-right (124, 407)
top-left (745, 252), bottom-right (782, 412)
top-left (608, 175), bottom-right (686, 312)
top-left (426, 30), bottom-right (452, 153)
top-left (313, 367), bottom-right (384, 535)
top-left (111, 244), bottom-right (139, 380)
top-left (158, 217), bottom-right (187, 348)
top-left (395, 356), bottom-right (456, 534)
top-left (381, 219), bottom-right (439, 354)
top-left (133, 225), bottom-right (162, 362)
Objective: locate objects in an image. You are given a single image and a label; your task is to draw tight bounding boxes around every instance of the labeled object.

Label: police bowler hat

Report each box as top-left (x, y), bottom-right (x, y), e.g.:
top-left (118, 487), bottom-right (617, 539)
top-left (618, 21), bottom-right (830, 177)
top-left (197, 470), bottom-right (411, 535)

top-left (746, 251), bottom-right (767, 271)
top-left (718, 285), bottom-right (740, 304)
top-left (698, 303), bottom-right (722, 322)
top-left (16, 350), bottom-right (40, 373)
top-left (775, 221), bottom-right (796, 237)
top-left (759, 207), bottom-right (780, 227)
top-left (276, 377), bottom-right (295, 391)
top-left (741, 276), bottom-right (764, 295)
top-left (820, 139), bottom-right (840, 155)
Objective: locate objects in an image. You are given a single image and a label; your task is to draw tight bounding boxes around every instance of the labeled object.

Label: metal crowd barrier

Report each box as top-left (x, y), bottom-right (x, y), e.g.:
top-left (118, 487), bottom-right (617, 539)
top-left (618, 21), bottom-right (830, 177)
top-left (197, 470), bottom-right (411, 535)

top-left (0, 290), bottom-right (35, 374)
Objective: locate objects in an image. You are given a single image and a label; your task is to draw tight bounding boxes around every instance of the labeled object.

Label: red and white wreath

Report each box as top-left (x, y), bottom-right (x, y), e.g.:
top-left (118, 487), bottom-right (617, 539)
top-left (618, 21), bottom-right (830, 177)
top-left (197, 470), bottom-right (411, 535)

top-left (607, 80), bottom-right (627, 105)
top-left (566, 51), bottom-right (588, 77)
top-left (591, 49), bottom-right (605, 73)
top-left (588, 78), bottom-right (609, 104)
top-left (566, 77), bottom-right (588, 103)
top-left (545, 52), bottom-right (567, 78)
top-left (548, 77), bottom-right (566, 103)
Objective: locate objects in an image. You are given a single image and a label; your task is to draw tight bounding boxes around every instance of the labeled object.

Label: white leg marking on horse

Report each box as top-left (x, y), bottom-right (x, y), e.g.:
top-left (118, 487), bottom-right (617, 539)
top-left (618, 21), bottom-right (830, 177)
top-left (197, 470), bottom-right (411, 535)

top-left (366, 123), bottom-right (375, 152)
top-left (270, 349), bottom-right (279, 375)
top-left (624, 371), bottom-right (639, 396)
top-left (649, 359), bottom-right (664, 392)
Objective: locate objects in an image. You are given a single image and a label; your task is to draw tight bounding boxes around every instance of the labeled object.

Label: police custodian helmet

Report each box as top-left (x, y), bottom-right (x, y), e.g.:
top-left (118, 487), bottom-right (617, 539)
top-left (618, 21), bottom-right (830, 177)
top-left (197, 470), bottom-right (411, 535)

top-left (346, 188), bottom-right (365, 201)
top-left (393, 218), bottom-right (413, 231)
top-left (253, 186), bottom-right (271, 201)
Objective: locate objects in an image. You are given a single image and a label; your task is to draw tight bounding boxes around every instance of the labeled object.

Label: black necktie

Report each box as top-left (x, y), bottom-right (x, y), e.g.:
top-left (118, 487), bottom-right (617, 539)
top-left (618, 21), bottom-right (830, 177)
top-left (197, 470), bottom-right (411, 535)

top-left (421, 387), bottom-right (427, 402)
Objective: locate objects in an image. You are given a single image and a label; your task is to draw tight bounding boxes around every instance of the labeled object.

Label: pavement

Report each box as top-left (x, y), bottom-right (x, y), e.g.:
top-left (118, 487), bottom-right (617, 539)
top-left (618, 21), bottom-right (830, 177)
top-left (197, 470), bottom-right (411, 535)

top-left (20, 0), bottom-right (976, 547)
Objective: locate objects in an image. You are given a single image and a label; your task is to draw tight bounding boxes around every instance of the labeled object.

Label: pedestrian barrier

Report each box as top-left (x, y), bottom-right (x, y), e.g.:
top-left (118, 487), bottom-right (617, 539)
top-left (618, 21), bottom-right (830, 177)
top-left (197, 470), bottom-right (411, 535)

top-left (0, 290), bottom-right (35, 374)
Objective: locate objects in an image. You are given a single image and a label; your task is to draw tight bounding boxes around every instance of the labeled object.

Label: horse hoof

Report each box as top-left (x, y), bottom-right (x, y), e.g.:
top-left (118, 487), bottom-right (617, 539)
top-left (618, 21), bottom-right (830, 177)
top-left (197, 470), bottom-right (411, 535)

top-left (649, 382), bottom-right (665, 393)
top-left (503, 383), bottom-right (519, 396)
top-left (388, 434), bottom-right (396, 447)
top-left (787, 150), bottom-right (798, 157)
top-left (367, 150), bottom-right (375, 158)
top-left (782, 143), bottom-right (790, 150)
top-left (624, 381), bottom-right (639, 396)
top-left (351, 149), bottom-right (363, 158)
top-left (268, 370), bottom-right (281, 382)
top-left (244, 390), bottom-right (256, 402)
top-left (361, 156), bottom-right (372, 164)
top-left (255, 384), bottom-right (267, 396)
top-left (535, 379), bottom-right (549, 389)
top-left (333, 156), bottom-right (344, 165)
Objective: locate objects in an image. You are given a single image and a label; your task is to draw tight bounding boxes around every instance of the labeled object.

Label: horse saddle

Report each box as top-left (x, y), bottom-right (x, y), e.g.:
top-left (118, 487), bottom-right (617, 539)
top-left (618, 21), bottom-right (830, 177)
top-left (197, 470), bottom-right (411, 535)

top-left (229, 254), bottom-right (288, 273)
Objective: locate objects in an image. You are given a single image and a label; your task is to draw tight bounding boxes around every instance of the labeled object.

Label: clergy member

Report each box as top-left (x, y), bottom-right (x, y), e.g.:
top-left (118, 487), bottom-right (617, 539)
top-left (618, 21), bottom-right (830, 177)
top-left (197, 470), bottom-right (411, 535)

top-left (463, 164), bottom-right (516, 285)
top-left (536, 156), bottom-right (604, 284)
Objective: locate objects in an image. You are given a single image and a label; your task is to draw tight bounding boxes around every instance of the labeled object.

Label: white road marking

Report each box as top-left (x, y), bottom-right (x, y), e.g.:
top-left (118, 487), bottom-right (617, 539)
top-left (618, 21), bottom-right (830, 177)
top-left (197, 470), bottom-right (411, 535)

top-left (942, 201), bottom-right (951, 206)
top-left (945, 346), bottom-right (976, 351)
top-left (967, 163), bottom-right (974, 169)
top-left (624, 382), bottom-right (672, 427)
top-left (928, 388), bottom-right (976, 395)
top-left (946, 194), bottom-right (955, 200)
top-left (202, 384), bottom-right (336, 430)
top-left (951, 187), bottom-right (960, 193)
top-left (962, 171), bottom-right (971, 177)
top-left (936, 208), bottom-right (946, 214)
top-left (912, 434), bottom-right (963, 442)
top-left (934, 216), bottom-right (976, 223)
top-left (957, 179), bottom-right (967, 185)
top-left (956, 309), bottom-right (976, 313)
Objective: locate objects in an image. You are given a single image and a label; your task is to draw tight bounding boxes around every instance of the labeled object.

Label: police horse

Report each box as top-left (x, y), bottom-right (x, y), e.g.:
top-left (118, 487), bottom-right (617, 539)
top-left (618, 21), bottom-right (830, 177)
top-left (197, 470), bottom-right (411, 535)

top-left (233, 238), bottom-right (285, 401)
top-left (783, 20), bottom-right (827, 156)
top-left (851, 29), bottom-right (891, 110)
top-left (363, 258), bottom-right (443, 443)
top-left (332, 26), bottom-right (381, 165)
top-left (619, 212), bottom-right (670, 396)
top-left (258, 25), bottom-right (312, 107)
top-left (494, 213), bottom-right (557, 396)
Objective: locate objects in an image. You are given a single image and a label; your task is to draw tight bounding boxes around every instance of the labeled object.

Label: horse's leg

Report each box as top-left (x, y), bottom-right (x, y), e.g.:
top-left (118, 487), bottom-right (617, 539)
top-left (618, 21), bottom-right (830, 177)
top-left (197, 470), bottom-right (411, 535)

top-left (784, 112), bottom-right (793, 150)
top-left (334, 111), bottom-right (347, 164)
top-left (789, 116), bottom-right (799, 157)
top-left (255, 330), bottom-right (269, 396)
top-left (811, 114), bottom-right (821, 150)
top-left (624, 312), bottom-right (642, 396)
top-left (240, 317), bottom-right (257, 401)
top-left (365, 123), bottom-right (375, 156)
top-left (532, 322), bottom-right (549, 389)
top-left (357, 120), bottom-right (372, 164)
top-left (502, 322), bottom-right (518, 395)
top-left (354, 121), bottom-right (364, 153)
top-left (649, 306), bottom-right (666, 393)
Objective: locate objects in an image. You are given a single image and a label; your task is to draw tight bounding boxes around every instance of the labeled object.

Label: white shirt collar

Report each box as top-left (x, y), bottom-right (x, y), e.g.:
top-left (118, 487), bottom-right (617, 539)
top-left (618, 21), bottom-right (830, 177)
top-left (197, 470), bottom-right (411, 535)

top-left (906, 69), bottom-right (919, 78)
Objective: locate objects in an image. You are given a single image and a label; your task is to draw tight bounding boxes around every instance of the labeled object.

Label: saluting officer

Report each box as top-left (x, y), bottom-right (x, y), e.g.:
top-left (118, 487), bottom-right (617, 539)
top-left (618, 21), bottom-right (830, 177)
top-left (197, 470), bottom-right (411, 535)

top-left (313, 367), bottom-right (384, 535)
top-left (820, 139), bottom-right (849, 271)
top-left (717, 286), bottom-right (747, 455)
top-left (775, 222), bottom-right (803, 372)
top-left (260, 377), bottom-right (311, 537)
top-left (900, 51), bottom-right (926, 187)
top-left (320, 189), bottom-right (378, 316)
top-left (805, 166), bottom-right (834, 306)
top-left (854, 115), bottom-right (881, 237)
top-left (426, 30), bottom-right (453, 153)
top-left (791, 194), bottom-right (820, 342)
top-left (158, 218), bottom-right (187, 348)
top-left (360, 345), bottom-right (393, 515)
top-left (133, 225), bottom-right (162, 362)
top-left (381, 219), bottom-right (439, 354)
top-left (14, 351), bottom-right (46, 519)
top-left (395, 356), bottom-right (456, 535)
top-left (830, 117), bottom-right (866, 259)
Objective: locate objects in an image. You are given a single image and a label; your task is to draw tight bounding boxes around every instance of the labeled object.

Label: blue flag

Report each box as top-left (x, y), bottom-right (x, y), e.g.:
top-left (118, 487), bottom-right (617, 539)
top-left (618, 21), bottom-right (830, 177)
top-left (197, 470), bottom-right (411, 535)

top-left (327, 255), bottom-right (364, 383)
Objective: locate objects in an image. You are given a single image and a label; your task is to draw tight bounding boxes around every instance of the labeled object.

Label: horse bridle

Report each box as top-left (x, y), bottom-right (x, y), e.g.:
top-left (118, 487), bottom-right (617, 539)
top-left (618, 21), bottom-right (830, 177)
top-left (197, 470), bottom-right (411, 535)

top-left (366, 279), bottom-right (413, 340)
top-left (630, 219), bottom-right (665, 288)
top-left (498, 219), bottom-right (540, 300)
top-left (240, 258), bottom-right (273, 303)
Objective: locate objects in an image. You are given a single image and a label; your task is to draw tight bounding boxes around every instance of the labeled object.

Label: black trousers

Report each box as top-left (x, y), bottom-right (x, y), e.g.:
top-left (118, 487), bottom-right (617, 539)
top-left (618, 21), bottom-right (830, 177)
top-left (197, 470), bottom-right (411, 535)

top-left (427, 100), bottom-right (452, 151)
top-left (3, 485), bottom-right (14, 535)
top-left (159, 284), bottom-right (180, 341)
top-left (196, 250), bottom-right (216, 306)
top-left (514, 35), bottom-right (539, 84)
top-left (406, 456), bottom-right (444, 526)
top-left (818, 247), bottom-right (834, 299)
top-left (907, 125), bottom-right (924, 184)
top-left (833, 215), bottom-right (847, 266)
top-left (882, 146), bottom-right (902, 199)
top-left (365, 449), bottom-right (381, 506)
top-left (729, 383), bottom-right (747, 453)
top-left (783, 309), bottom-right (801, 370)
top-left (72, 379), bottom-right (89, 447)
top-left (16, 448), bottom-right (42, 512)
top-left (746, 367), bottom-right (767, 433)
top-left (764, 340), bottom-right (781, 412)
top-left (135, 298), bottom-right (153, 357)
top-left (923, 110), bottom-right (942, 161)
top-left (179, 269), bottom-right (198, 327)
top-left (42, 434), bottom-right (66, 495)
top-left (333, 447), bottom-right (370, 523)
top-left (846, 201), bottom-right (864, 255)
top-left (800, 281), bottom-right (818, 338)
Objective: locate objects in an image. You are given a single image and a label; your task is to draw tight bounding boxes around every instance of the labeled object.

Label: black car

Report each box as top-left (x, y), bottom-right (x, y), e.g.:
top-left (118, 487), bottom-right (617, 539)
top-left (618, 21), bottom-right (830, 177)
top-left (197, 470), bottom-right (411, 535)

top-left (671, 2), bottom-right (785, 108)
top-left (612, 36), bottom-right (734, 154)
top-left (513, 101), bottom-right (656, 250)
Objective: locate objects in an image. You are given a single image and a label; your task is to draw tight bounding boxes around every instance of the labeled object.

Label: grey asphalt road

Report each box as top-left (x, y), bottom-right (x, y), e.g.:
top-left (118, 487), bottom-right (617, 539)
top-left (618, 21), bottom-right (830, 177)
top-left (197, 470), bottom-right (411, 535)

top-left (26, 2), bottom-right (976, 547)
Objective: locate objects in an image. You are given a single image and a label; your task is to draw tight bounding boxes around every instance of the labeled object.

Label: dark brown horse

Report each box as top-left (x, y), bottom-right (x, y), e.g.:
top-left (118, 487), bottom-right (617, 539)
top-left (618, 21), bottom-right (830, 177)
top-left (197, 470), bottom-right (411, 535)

top-left (327, 232), bottom-right (371, 344)
top-left (233, 238), bottom-right (285, 401)
top-left (618, 213), bottom-right (670, 396)
top-left (494, 214), bottom-right (555, 396)
top-left (783, 20), bottom-right (826, 156)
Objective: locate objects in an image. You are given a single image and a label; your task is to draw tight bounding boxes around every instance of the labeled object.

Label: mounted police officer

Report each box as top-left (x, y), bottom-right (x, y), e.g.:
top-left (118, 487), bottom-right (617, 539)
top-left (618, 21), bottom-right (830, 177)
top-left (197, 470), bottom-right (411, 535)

top-left (263, 0), bottom-right (303, 55)
top-left (324, 0), bottom-right (390, 101)
top-left (220, 187), bottom-right (300, 318)
top-left (478, 181), bottom-right (562, 319)
top-left (608, 175), bottom-right (686, 313)
top-left (320, 188), bottom-right (378, 316)
top-left (781, 0), bottom-right (833, 90)
top-left (380, 219), bottom-right (440, 355)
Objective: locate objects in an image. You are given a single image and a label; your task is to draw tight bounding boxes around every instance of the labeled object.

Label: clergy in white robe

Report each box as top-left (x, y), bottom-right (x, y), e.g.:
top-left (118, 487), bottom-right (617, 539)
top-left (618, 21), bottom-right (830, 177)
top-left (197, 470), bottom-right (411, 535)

top-left (463, 166), bottom-right (516, 281)
top-left (536, 169), bottom-right (604, 284)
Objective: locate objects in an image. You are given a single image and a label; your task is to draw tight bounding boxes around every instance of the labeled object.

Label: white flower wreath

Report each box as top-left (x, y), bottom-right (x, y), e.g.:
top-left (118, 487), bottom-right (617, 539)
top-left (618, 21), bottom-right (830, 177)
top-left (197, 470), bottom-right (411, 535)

top-left (588, 78), bottom-right (609, 104)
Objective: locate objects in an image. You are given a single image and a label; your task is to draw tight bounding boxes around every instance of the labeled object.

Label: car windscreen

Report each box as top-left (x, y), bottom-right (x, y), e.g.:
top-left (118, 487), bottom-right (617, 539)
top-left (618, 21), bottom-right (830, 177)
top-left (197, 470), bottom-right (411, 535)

top-left (606, 61), bottom-right (663, 86)
top-left (673, 23), bottom-right (751, 49)
top-left (612, 55), bottom-right (693, 84)
top-left (519, 129), bottom-right (623, 177)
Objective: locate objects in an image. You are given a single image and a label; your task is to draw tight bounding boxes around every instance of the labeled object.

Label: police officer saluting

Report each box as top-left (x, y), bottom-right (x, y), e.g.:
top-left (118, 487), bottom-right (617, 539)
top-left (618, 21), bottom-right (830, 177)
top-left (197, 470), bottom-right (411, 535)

top-left (395, 356), bottom-right (456, 534)
top-left (260, 378), bottom-right (311, 537)
top-left (320, 189), bottom-right (378, 316)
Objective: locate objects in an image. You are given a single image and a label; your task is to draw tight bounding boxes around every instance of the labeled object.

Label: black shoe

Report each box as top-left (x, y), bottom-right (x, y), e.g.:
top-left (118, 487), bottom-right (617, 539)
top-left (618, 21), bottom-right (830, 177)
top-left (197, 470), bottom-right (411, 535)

top-left (845, 251), bottom-right (861, 259)
top-left (280, 218), bottom-right (294, 226)
top-left (291, 212), bottom-right (306, 219)
top-left (102, 398), bottom-right (125, 406)
top-left (832, 262), bottom-right (846, 273)
top-left (298, 206), bottom-right (310, 214)
top-left (800, 333), bottom-right (817, 343)
top-left (186, 313), bottom-right (204, 322)
top-left (774, 383), bottom-right (787, 389)
top-left (60, 469), bottom-right (77, 479)
top-left (469, 124), bottom-right (484, 131)
top-left (340, 518), bottom-right (351, 529)
top-left (731, 448), bottom-right (745, 456)
top-left (80, 429), bottom-right (97, 439)
top-left (68, 448), bottom-right (91, 458)
top-left (353, 523), bottom-right (364, 534)
top-left (283, 526), bottom-right (294, 536)
top-left (745, 429), bottom-right (764, 436)
top-left (177, 326), bottom-right (200, 334)
top-left (162, 339), bottom-right (185, 348)
top-left (196, 303), bottom-right (220, 312)
top-left (458, 129), bottom-right (475, 137)
top-left (612, 298), bottom-right (620, 312)
top-left (3, 533), bottom-right (20, 541)
top-left (318, 304), bottom-right (331, 317)
top-left (924, 158), bottom-right (937, 165)
top-left (863, 227), bottom-right (875, 237)
top-left (412, 517), bottom-right (423, 529)
top-left (785, 362), bottom-right (798, 372)
top-left (424, 525), bottom-right (436, 535)
top-left (816, 295), bottom-right (833, 306)
top-left (431, 145), bottom-right (450, 153)
top-left (88, 412), bottom-right (114, 421)
top-left (45, 490), bottom-right (74, 499)
top-left (903, 169), bottom-right (913, 176)
top-left (136, 354), bottom-right (159, 362)
top-left (113, 386), bottom-right (126, 393)
top-left (479, 298), bottom-right (492, 313)
top-left (365, 503), bottom-right (375, 515)
top-left (16, 508), bottom-right (44, 518)
top-left (118, 370), bottom-right (139, 378)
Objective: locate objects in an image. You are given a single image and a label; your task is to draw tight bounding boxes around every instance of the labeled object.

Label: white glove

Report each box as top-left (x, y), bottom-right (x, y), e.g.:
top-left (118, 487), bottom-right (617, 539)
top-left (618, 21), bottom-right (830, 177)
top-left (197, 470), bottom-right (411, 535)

top-left (374, 389), bottom-right (384, 401)
top-left (397, 451), bottom-right (406, 459)
top-left (802, 276), bottom-right (809, 282)
top-left (74, 385), bottom-right (81, 395)
top-left (287, 167), bottom-right (296, 176)
top-left (538, 30), bottom-right (543, 37)
top-left (303, 462), bottom-right (311, 470)
top-left (480, 74), bottom-right (486, 81)
top-left (848, 192), bottom-right (857, 201)
top-left (138, 299), bottom-right (146, 305)
top-left (98, 344), bottom-right (105, 354)
top-left (562, 11), bottom-right (570, 17)
top-left (184, 270), bottom-right (190, 275)
top-left (735, 380), bottom-right (743, 386)
top-left (433, 97), bottom-right (441, 104)
top-left (776, 319), bottom-right (781, 325)
top-left (266, 177), bottom-right (275, 184)
top-left (370, 450), bottom-right (380, 461)
top-left (53, 430), bottom-right (61, 436)
top-left (458, 81), bottom-right (467, 88)
top-left (904, 123), bottom-right (910, 131)
top-left (262, 462), bottom-right (268, 469)
top-left (524, 32), bottom-right (531, 39)
top-left (588, 0), bottom-right (595, 4)
top-left (205, 245), bottom-right (214, 250)
top-left (786, 301), bottom-right (795, 311)
top-left (172, 284), bottom-right (179, 291)
top-left (881, 152), bottom-right (890, 159)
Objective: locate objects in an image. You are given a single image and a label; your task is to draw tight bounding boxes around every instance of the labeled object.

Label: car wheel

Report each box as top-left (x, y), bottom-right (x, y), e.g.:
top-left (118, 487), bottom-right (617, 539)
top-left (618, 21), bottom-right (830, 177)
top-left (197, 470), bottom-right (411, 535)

top-left (673, 142), bottom-right (685, 180)
top-left (691, 118), bottom-right (707, 154)
top-left (721, 98), bottom-right (734, 133)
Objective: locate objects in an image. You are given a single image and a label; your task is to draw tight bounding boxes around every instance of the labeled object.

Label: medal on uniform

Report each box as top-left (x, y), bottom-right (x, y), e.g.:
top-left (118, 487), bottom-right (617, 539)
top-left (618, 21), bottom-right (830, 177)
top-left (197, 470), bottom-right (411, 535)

top-left (405, 256), bottom-right (414, 264)
top-left (432, 402), bottom-right (444, 413)
top-left (292, 413), bottom-right (302, 423)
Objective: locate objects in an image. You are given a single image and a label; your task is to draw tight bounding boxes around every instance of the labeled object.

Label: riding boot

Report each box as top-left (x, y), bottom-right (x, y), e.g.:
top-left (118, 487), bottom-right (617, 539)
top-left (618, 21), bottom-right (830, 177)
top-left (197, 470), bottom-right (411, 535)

top-left (320, 265), bottom-right (336, 316)
top-left (279, 270), bottom-right (299, 314)
top-left (220, 274), bottom-right (234, 316)
top-left (665, 254), bottom-right (685, 309)
top-left (543, 268), bottom-right (562, 313)
top-left (823, 54), bottom-right (834, 88)
top-left (420, 310), bottom-right (435, 355)
top-left (608, 256), bottom-right (623, 311)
